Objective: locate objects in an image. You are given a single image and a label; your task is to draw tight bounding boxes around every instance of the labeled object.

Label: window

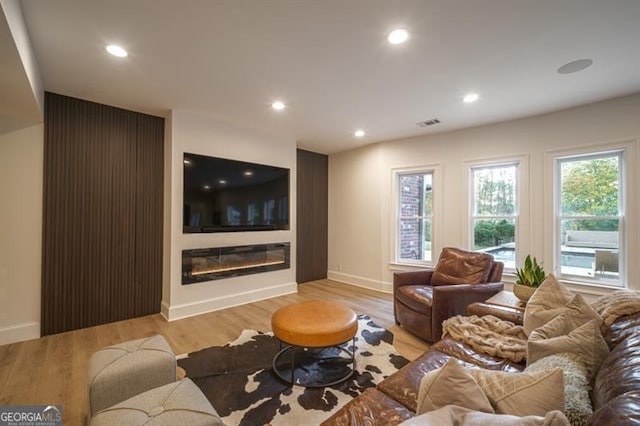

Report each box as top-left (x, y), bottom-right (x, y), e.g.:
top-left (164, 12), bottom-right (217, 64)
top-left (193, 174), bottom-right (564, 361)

top-left (470, 163), bottom-right (518, 269)
top-left (555, 150), bottom-right (624, 286)
top-left (396, 171), bottom-right (433, 263)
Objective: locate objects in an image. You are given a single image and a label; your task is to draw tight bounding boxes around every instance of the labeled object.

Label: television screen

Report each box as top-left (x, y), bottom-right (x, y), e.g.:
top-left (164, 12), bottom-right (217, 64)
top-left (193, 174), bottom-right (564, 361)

top-left (183, 153), bottom-right (290, 233)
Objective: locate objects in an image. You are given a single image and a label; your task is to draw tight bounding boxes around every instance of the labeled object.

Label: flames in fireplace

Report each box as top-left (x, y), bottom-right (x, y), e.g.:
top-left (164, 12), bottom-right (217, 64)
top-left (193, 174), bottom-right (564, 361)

top-left (191, 259), bottom-right (286, 275)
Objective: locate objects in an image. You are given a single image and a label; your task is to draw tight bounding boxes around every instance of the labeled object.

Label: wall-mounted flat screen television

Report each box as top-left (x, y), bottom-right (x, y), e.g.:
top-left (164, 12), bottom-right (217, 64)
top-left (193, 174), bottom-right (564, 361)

top-left (183, 153), bottom-right (290, 233)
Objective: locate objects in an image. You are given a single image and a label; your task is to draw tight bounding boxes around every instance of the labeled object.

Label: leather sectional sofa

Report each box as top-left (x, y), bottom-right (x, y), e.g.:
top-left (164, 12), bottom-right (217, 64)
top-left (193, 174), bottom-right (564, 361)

top-left (321, 303), bottom-right (640, 425)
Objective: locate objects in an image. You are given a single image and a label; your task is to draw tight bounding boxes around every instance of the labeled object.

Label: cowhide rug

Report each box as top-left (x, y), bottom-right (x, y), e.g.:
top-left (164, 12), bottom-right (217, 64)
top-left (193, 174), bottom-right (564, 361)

top-left (177, 315), bottom-right (409, 426)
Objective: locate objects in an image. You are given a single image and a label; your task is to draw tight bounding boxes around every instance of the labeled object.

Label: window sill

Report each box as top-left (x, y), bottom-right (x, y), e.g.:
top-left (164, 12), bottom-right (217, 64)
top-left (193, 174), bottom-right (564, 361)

top-left (499, 270), bottom-right (619, 297)
top-left (503, 277), bottom-right (619, 298)
top-left (557, 278), bottom-right (622, 297)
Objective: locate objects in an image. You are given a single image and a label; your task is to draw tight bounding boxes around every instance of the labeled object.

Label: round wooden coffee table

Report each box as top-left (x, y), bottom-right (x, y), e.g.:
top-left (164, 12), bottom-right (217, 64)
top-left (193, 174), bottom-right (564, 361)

top-left (271, 300), bottom-right (358, 387)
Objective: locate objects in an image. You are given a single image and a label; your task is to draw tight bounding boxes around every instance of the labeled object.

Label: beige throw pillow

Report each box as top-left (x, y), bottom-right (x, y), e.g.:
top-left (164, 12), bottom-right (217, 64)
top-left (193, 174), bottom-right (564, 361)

top-left (556, 293), bottom-right (602, 331)
top-left (527, 293), bottom-right (602, 338)
top-left (400, 406), bottom-right (570, 426)
top-left (467, 367), bottom-right (565, 417)
top-left (416, 359), bottom-right (494, 415)
top-left (527, 293), bottom-right (609, 381)
top-left (523, 274), bottom-right (573, 336)
top-left (528, 318), bottom-right (609, 381)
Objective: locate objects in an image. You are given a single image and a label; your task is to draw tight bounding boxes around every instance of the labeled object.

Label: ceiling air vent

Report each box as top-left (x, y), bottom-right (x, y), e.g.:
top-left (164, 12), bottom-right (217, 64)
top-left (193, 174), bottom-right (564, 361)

top-left (417, 118), bottom-right (441, 127)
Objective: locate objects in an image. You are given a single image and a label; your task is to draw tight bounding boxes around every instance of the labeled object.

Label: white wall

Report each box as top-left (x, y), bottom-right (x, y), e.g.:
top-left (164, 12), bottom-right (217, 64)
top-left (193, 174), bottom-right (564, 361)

top-left (328, 144), bottom-right (387, 290)
top-left (0, 124), bottom-right (43, 344)
top-left (162, 110), bottom-right (297, 320)
top-left (328, 94), bottom-right (640, 298)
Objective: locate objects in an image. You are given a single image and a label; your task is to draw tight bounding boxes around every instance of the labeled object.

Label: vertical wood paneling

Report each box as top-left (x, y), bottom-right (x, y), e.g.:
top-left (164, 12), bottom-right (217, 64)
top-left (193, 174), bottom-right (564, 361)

top-left (296, 149), bottom-right (328, 283)
top-left (42, 93), bottom-right (164, 335)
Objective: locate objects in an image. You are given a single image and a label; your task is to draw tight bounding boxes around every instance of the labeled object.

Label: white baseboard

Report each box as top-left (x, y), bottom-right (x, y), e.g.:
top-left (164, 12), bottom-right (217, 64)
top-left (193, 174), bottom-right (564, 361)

top-left (0, 321), bottom-right (40, 345)
top-left (163, 282), bottom-right (298, 321)
top-left (327, 270), bottom-right (393, 293)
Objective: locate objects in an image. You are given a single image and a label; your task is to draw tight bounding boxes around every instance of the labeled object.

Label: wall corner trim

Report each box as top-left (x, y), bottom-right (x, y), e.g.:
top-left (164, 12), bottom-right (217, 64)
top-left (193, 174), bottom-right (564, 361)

top-left (160, 300), bottom-right (171, 321)
top-left (0, 321), bottom-right (41, 345)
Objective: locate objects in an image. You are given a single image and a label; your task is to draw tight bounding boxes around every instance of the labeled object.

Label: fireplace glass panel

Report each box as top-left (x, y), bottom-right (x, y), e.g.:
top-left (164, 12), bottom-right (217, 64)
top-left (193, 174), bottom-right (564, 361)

top-left (182, 243), bottom-right (290, 284)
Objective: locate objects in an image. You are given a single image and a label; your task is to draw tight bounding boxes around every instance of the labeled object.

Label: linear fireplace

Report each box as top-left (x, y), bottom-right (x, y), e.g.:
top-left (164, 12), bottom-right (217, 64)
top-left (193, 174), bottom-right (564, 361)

top-left (182, 242), bottom-right (290, 284)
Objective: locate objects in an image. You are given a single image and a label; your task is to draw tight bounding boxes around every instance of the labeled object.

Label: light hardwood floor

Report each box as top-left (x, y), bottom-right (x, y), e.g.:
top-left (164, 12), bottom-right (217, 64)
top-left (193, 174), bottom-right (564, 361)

top-left (0, 279), bottom-right (429, 425)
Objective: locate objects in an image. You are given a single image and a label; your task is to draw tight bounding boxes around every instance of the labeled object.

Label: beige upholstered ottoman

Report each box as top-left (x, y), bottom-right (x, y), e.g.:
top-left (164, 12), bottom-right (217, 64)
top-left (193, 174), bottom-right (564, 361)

top-left (87, 335), bottom-right (177, 418)
top-left (90, 378), bottom-right (222, 426)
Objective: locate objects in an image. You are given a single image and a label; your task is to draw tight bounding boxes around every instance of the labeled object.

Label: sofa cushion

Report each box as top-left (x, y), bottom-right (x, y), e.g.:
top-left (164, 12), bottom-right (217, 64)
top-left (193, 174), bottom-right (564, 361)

top-left (466, 367), bottom-right (565, 417)
top-left (592, 333), bottom-right (640, 410)
top-left (523, 274), bottom-right (573, 336)
top-left (90, 378), bottom-right (222, 426)
top-left (603, 312), bottom-right (640, 349)
top-left (319, 387), bottom-right (414, 426)
top-left (396, 285), bottom-right (433, 313)
top-left (87, 334), bottom-right (177, 418)
top-left (431, 247), bottom-right (493, 286)
top-left (526, 353), bottom-right (593, 426)
top-left (589, 390), bottom-right (640, 426)
top-left (416, 359), bottom-right (494, 415)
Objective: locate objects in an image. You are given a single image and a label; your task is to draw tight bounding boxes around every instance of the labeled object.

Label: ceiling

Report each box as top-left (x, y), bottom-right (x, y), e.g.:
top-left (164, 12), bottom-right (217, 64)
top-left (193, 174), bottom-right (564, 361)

top-left (7, 0), bottom-right (640, 153)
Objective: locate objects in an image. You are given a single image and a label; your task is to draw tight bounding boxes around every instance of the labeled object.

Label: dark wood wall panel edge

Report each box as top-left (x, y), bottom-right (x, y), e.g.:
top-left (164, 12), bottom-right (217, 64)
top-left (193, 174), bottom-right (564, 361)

top-left (296, 149), bottom-right (328, 284)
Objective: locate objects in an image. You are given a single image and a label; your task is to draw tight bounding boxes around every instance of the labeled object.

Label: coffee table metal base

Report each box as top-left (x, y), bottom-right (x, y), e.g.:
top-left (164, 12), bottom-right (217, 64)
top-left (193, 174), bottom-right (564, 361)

top-left (272, 338), bottom-right (356, 387)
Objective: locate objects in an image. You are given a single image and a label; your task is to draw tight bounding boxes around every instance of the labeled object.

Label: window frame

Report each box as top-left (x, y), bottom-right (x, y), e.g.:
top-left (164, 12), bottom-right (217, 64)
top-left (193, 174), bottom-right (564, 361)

top-left (464, 155), bottom-right (529, 274)
top-left (391, 165), bottom-right (441, 267)
top-left (470, 162), bottom-right (519, 269)
top-left (553, 149), bottom-right (626, 287)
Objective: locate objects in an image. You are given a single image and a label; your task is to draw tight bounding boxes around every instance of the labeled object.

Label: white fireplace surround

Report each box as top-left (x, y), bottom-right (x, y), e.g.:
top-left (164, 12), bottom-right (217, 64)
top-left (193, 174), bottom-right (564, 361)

top-left (162, 110), bottom-right (298, 322)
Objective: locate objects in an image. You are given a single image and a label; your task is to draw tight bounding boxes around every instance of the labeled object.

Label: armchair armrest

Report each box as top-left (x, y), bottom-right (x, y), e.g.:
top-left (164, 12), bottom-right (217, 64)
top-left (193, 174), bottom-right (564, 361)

top-left (393, 270), bottom-right (434, 291)
top-left (431, 281), bottom-right (504, 341)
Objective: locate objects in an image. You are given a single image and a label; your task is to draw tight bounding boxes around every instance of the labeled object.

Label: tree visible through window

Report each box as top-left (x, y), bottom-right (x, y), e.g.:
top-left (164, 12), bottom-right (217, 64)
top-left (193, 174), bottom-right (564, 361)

top-left (557, 151), bottom-right (623, 284)
top-left (398, 171), bottom-right (432, 263)
top-left (471, 164), bottom-right (517, 269)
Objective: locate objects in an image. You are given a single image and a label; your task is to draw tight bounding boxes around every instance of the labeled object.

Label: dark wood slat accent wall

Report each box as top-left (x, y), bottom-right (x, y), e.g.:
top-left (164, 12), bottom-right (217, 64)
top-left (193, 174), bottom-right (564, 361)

top-left (42, 93), bottom-right (164, 335)
top-left (296, 149), bottom-right (328, 283)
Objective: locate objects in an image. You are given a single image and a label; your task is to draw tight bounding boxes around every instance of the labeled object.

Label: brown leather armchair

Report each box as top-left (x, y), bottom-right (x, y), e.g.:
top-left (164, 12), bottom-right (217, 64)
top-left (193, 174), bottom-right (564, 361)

top-left (394, 247), bottom-right (504, 343)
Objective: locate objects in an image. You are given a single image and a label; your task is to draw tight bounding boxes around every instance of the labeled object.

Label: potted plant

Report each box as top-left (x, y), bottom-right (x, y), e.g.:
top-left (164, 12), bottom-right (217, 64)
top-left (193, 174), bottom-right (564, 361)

top-left (513, 255), bottom-right (547, 302)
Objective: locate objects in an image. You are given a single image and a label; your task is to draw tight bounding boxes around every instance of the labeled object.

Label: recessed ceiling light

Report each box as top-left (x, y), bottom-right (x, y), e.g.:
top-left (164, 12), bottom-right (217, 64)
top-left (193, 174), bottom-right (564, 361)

top-left (463, 93), bottom-right (479, 103)
top-left (106, 44), bottom-right (128, 58)
top-left (354, 130), bottom-right (365, 138)
top-left (557, 59), bottom-right (594, 74)
top-left (218, 179), bottom-right (227, 184)
top-left (271, 101), bottom-right (285, 110)
top-left (203, 184), bottom-right (210, 190)
top-left (243, 170), bottom-right (254, 177)
top-left (387, 29), bottom-right (410, 45)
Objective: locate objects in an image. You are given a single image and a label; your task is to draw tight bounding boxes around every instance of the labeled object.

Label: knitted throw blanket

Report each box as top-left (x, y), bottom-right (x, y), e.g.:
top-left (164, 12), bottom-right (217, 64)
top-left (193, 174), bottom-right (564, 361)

top-left (591, 290), bottom-right (640, 326)
top-left (442, 314), bottom-right (527, 363)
